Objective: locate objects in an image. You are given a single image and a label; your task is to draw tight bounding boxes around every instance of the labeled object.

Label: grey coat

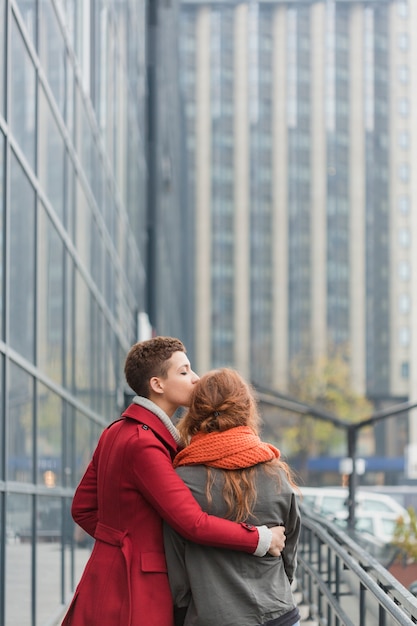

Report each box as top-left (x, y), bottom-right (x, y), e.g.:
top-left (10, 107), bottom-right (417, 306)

top-left (163, 464), bottom-right (301, 626)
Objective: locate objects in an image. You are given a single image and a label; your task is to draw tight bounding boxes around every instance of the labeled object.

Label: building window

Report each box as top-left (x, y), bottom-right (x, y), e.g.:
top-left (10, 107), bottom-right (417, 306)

top-left (398, 131), bottom-right (409, 150)
top-left (399, 327), bottom-right (410, 347)
top-left (398, 260), bottom-right (410, 281)
top-left (401, 362), bottom-right (409, 379)
top-left (398, 98), bottom-right (409, 117)
top-left (399, 293), bottom-right (410, 314)
top-left (398, 65), bottom-right (409, 83)
top-left (398, 33), bottom-right (409, 51)
top-left (399, 228), bottom-right (410, 248)
top-left (399, 163), bottom-right (410, 182)
top-left (397, 2), bottom-right (408, 18)
top-left (399, 195), bottom-right (410, 214)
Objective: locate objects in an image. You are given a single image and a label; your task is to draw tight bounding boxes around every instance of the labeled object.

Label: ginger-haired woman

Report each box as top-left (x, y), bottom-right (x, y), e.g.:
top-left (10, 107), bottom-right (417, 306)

top-left (164, 367), bottom-right (301, 626)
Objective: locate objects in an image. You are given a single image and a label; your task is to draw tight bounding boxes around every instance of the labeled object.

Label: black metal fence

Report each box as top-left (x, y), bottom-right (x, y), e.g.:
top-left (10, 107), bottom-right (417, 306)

top-left (297, 505), bottom-right (417, 626)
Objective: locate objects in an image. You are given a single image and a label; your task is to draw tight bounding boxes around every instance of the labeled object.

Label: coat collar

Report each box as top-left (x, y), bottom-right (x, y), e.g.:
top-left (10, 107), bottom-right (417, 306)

top-left (121, 399), bottom-right (181, 452)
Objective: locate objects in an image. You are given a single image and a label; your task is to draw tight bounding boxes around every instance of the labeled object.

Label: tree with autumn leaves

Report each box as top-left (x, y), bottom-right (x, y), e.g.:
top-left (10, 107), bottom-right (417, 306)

top-left (263, 348), bottom-right (374, 483)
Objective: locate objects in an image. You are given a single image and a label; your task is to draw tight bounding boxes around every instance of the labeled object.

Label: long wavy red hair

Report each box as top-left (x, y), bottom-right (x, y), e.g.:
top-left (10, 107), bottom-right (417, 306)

top-left (177, 368), bottom-right (298, 522)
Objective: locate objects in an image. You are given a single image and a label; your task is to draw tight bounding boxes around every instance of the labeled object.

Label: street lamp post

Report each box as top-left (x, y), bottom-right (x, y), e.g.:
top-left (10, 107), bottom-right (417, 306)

top-left (347, 426), bottom-right (358, 531)
top-left (254, 384), bottom-right (417, 530)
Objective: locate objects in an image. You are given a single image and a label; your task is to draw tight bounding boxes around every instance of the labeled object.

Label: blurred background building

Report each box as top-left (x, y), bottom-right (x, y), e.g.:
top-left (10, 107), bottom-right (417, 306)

top-left (1, 0), bottom-right (417, 623)
top-left (179, 0), bottom-right (417, 477)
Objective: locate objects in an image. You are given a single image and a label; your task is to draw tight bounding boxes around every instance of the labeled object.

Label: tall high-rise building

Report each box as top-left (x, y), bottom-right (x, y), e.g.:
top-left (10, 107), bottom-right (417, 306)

top-left (179, 0), bottom-right (417, 467)
top-left (0, 1), bottom-right (188, 623)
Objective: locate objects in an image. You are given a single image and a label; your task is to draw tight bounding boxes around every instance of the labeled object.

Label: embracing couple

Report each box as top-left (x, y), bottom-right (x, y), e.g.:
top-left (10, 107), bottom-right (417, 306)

top-left (62, 336), bottom-right (301, 626)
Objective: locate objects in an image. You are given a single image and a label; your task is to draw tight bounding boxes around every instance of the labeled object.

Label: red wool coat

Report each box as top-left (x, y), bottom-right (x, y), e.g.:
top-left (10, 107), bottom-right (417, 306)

top-left (62, 403), bottom-right (259, 626)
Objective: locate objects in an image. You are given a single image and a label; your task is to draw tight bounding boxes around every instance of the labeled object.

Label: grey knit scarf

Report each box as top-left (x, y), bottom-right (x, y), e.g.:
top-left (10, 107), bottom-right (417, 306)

top-left (132, 396), bottom-right (183, 446)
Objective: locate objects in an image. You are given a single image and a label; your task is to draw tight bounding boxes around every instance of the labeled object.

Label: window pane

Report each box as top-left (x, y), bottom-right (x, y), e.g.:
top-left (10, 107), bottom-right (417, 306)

top-left (38, 205), bottom-right (64, 383)
top-left (11, 17), bottom-right (36, 169)
top-left (75, 270), bottom-right (92, 407)
top-left (0, 132), bottom-right (4, 337)
top-left (397, 1), bottom-right (408, 18)
top-left (66, 60), bottom-right (75, 144)
top-left (398, 261), bottom-right (410, 281)
top-left (6, 494), bottom-right (32, 625)
top-left (399, 163), bottom-right (409, 182)
top-left (399, 130), bottom-right (409, 150)
top-left (38, 383), bottom-right (62, 486)
top-left (399, 327), bottom-right (410, 347)
top-left (0, 355), bottom-right (3, 478)
top-left (38, 88), bottom-right (65, 221)
top-left (8, 363), bottom-right (34, 483)
top-left (399, 228), bottom-right (410, 248)
top-left (399, 195), bottom-right (409, 214)
top-left (75, 411), bottom-right (100, 485)
top-left (64, 252), bottom-right (74, 389)
top-left (15, 1), bottom-right (37, 43)
top-left (75, 177), bottom-right (92, 272)
top-left (39, 1), bottom-right (67, 117)
top-left (9, 152), bottom-right (36, 362)
top-left (398, 33), bottom-right (408, 51)
top-left (398, 98), bottom-right (409, 117)
top-left (401, 362), bottom-right (409, 378)
top-left (37, 497), bottom-right (63, 623)
top-left (0, 0), bottom-right (5, 117)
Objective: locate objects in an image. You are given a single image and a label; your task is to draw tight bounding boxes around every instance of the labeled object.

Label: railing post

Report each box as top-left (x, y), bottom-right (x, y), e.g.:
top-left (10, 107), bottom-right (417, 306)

top-left (347, 425), bottom-right (358, 531)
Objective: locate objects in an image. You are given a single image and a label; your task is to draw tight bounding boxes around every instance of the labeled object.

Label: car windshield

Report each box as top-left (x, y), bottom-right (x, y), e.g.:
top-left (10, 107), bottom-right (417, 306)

top-left (361, 500), bottom-right (398, 513)
top-left (381, 518), bottom-right (397, 535)
top-left (355, 517), bottom-right (374, 534)
top-left (321, 496), bottom-right (347, 514)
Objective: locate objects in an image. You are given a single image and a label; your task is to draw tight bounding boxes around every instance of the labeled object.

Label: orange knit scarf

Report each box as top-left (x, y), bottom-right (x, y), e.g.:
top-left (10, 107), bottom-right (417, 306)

top-left (173, 425), bottom-right (280, 470)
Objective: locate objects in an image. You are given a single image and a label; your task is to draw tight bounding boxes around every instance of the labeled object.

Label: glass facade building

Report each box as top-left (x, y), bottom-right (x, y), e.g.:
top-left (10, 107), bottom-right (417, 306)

top-left (0, 0), bottom-right (189, 624)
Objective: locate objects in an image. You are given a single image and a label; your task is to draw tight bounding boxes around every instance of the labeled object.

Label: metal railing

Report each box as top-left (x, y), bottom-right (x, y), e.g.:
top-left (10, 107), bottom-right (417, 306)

top-left (297, 505), bottom-right (417, 626)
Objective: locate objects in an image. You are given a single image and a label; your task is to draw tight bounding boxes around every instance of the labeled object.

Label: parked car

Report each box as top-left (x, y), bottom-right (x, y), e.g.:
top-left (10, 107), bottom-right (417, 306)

top-left (333, 510), bottom-right (404, 543)
top-left (299, 486), bottom-right (409, 543)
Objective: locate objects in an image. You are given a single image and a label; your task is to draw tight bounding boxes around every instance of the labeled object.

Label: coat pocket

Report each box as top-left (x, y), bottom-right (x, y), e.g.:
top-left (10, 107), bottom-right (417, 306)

top-left (140, 551), bottom-right (168, 573)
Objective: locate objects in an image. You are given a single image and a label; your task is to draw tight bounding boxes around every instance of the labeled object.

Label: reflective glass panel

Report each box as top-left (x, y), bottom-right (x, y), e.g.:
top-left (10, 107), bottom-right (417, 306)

top-left (91, 223), bottom-right (103, 292)
top-left (37, 496), bottom-right (62, 623)
top-left (39, 0), bottom-right (67, 117)
top-left (104, 248), bottom-right (115, 316)
top-left (66, 155), bottom-right (75, 239)
top-left (56, 1), bottom-right (76, 52)
top-left (39, 88), bottom-right (65, 221)
top-left (74, 270), bottom-right (92, 407)
top-left (38, 205), bottom-right (64, 383)
top-left (75, 177), bottom-right (92, 272)
top-left (62, 403), bottom-right (74, 489)
top-left (8, 363), bottom-right (34, 482)
top-left (64, 252), bottom-right (74, 389)
top-left (37, 383), bottom-right (62, 486)
top-left (11, 17), bottom-right (36, 169)
top-left (75, 411), bottom-right (100, 485)
top-left (15, 0), bottom-right (37, 43)
top-left (6, 494), bottom-right (32, 626)
top-left (0, 355), bottom-right (3, 477)
top-left (0, 0), bottom-right (5, 117)
top-left (9, 152), bottom-right (36, 362)
top-left (104, 321), bottom-right (117, 421)
top-left (66, 60), bottom-right (75, 144)
top-left (0, 132), bottom-right (4, 336)
top-left (90, 300), bottom-right (102, 414)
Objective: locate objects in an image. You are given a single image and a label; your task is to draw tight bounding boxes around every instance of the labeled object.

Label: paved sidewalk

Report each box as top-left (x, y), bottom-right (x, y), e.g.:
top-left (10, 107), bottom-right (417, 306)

top-left (6, 540), bottom-right (90, 626)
